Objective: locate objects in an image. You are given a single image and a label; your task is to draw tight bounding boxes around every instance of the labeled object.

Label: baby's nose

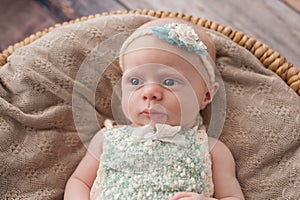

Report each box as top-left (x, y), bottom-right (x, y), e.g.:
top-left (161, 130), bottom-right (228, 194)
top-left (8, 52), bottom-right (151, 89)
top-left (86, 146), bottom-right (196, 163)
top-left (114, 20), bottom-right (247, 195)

top-left (141, 84), bottom-right (163, 101)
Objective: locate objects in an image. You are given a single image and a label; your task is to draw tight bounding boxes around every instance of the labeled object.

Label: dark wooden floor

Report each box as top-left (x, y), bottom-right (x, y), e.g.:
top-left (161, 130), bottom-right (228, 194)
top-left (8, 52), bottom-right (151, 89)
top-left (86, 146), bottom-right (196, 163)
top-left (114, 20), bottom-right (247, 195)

top-left (0, 0), bottom-right (299, 67)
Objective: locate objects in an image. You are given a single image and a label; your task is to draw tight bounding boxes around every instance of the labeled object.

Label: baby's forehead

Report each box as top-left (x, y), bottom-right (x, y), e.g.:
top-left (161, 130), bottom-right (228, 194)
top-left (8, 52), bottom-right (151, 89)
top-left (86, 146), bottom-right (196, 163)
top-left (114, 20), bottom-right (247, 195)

top-left (123, 49), bottom-right (211, 84)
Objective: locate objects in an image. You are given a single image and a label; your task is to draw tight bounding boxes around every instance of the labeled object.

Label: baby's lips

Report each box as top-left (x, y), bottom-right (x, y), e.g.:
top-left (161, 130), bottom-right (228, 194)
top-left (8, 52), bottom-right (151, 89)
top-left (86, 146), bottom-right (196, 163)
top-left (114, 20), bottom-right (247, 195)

top-left (141, 107), bottom-right (166, 115)
top-left (140, 108), bottom-right (166, 122)
top-left (149, 108), bottom-right (166, 115)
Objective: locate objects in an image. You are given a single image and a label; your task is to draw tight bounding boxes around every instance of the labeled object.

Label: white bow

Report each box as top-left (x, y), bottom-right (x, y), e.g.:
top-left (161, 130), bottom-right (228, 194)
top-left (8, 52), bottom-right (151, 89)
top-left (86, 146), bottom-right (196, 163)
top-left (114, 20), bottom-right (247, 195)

top-left (129, 124), bottom-right (189, 147)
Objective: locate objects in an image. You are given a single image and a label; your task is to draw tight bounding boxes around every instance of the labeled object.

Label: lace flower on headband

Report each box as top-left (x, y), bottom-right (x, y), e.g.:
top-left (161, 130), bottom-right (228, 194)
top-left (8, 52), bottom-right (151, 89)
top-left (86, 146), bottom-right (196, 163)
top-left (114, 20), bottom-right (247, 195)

top-left (151, 23), bottom-right (208, 56)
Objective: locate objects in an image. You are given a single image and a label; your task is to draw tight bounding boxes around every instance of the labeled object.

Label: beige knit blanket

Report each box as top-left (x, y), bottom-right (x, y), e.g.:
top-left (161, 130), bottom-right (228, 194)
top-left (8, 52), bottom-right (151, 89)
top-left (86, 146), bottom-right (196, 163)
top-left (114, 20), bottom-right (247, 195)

top-left (0, 14), bottom-right (299, 200)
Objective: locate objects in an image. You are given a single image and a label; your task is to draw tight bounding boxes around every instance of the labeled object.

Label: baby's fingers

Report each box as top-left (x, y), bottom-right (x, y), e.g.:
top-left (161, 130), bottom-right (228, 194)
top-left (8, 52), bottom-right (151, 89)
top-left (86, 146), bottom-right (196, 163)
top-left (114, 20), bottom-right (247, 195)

top-left (169, 192), bottom-right (218, 200)
top-left (176, 198), bottom-right (205, 200)
top-left (169, 192), bottom-right (203, 200)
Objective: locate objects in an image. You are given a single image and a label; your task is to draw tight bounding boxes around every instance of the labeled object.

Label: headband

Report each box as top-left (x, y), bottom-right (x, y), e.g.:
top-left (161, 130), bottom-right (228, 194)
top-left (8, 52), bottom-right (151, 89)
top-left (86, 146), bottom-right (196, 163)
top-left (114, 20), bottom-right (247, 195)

top-left (119, 23), bottom-right (216, 82)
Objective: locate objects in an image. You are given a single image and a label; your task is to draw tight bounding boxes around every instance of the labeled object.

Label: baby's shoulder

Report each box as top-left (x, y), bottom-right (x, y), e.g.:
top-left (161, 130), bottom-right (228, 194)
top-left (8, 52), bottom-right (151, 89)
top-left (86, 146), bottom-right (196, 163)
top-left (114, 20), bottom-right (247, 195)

top-left (208, 137), bottom-right (235, 164)
top-left (208, 137), bottom-right (229, 152)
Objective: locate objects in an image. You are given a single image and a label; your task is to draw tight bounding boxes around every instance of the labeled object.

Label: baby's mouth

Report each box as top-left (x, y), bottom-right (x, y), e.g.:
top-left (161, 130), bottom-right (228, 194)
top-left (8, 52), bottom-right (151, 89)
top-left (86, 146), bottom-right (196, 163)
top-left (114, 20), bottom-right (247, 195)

top-left (141, 108), bottom-right (167, 119)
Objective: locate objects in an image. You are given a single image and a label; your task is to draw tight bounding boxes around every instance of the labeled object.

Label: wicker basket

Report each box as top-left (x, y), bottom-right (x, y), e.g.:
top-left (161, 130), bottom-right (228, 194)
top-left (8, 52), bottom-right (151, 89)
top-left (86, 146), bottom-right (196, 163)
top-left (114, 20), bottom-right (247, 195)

top-left (1, 9), bottom-right (299, 96)
top-left (1, 10), bottom-right (299, 199)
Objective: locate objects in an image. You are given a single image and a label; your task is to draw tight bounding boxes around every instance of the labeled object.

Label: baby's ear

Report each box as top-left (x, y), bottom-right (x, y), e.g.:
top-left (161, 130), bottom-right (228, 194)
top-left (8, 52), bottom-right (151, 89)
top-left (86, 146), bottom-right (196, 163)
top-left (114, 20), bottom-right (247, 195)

top-left (208, 81), bottom-right (220, 100)
top-left (200, 82), bottom-right (219, 109)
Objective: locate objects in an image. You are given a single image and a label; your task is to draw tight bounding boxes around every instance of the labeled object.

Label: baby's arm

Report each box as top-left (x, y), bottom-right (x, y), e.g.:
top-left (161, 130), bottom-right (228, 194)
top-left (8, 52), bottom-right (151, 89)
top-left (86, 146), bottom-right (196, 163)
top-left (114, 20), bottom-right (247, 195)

top-left (209, 138), bottom-right (244, 200)
top-left (64, 130), bottom-right (104, 200)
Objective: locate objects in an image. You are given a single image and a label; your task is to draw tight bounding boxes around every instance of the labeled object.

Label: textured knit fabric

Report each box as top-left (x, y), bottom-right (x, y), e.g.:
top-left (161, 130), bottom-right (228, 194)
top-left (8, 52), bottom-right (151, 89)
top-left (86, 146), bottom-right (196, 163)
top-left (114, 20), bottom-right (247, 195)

top-left (0, 14), bottom-right (299, 200)
top-left (90, 124), bottom-right (213, 200)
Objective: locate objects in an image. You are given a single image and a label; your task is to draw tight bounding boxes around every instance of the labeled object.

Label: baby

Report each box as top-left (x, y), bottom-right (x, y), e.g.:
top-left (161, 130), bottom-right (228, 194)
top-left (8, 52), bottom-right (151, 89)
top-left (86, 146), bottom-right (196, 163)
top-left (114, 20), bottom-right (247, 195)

top-left (64, 18), bottom-right (244, 200)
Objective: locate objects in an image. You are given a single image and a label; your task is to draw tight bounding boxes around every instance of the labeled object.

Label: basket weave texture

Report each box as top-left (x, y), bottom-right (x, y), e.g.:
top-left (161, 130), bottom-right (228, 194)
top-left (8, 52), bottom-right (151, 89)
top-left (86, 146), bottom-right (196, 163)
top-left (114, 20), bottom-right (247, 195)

top-left (1, 9), bottom-right (300, 96)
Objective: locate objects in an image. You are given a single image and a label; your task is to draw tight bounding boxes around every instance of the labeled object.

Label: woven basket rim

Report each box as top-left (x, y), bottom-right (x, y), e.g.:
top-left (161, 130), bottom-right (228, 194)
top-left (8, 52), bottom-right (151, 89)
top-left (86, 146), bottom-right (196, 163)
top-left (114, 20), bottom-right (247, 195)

top-left (0, 9), bottom-right (299, 95)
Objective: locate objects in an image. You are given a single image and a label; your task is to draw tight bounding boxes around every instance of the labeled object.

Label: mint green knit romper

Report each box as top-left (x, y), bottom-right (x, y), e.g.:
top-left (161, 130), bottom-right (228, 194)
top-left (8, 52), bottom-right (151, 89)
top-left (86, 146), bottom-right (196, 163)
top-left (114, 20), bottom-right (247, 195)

top-left (90, 124), bottom-right (214, 200)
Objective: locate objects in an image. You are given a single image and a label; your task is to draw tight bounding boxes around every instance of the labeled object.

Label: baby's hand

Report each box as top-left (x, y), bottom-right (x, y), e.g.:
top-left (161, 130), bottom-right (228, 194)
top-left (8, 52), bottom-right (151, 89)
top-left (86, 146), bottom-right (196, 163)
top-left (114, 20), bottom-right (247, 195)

top-left (169, 192), bottom-right (218, 200)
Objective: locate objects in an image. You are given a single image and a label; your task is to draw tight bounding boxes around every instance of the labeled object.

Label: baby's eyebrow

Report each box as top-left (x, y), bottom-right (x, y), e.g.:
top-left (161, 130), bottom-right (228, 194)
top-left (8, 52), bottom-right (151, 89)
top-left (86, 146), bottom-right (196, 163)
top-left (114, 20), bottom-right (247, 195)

top-left (155, 67), bottom-right (186, 77)
top-left (157, 71), bottom-right (183, 78)
top-left (123, 70), bottom-right (144, 77)
top-left (124, 65), bottom-right (181, 74)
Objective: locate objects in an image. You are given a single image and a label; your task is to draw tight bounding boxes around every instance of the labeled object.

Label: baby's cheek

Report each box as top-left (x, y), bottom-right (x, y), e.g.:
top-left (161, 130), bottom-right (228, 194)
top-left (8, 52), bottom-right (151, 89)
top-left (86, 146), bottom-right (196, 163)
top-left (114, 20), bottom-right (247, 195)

top-left (176, 89), bottom-right (199, 109)
top-left (121, 95), bottom-right (130, 119)
top-left (122, 91), bottom-right (138, 117)
top-left (176, 91), bottom-right (200, 120)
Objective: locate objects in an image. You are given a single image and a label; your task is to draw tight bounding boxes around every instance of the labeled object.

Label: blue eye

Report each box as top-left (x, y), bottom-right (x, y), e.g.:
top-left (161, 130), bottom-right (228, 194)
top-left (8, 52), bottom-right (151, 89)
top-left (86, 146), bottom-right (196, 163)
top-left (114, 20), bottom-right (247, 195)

top-left (163, 79), bottom-right (177, 86)
top-left (130, 78), bottom-right (141, 85)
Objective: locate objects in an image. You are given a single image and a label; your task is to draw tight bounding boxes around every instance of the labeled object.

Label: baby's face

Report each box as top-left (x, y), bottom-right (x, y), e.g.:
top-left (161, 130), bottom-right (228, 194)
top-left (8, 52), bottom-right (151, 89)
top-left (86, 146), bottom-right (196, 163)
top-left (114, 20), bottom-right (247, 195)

top-left (121, 48), bottom-right (210, 128)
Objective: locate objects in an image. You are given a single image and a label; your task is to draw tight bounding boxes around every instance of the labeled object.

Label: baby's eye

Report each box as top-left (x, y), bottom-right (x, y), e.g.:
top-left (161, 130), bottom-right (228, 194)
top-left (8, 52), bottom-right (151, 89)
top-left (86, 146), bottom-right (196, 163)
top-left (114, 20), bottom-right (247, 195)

top-left (162, 79), bottom-right (177, 86)
top-left (130, 78), bottom-right (142, 85)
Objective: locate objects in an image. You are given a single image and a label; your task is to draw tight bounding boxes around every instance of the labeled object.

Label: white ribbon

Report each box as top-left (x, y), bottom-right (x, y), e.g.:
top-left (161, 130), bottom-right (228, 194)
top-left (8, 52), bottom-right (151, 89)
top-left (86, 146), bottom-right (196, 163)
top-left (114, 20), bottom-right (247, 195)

top-left (129, 124), bottom-right (189, 147)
